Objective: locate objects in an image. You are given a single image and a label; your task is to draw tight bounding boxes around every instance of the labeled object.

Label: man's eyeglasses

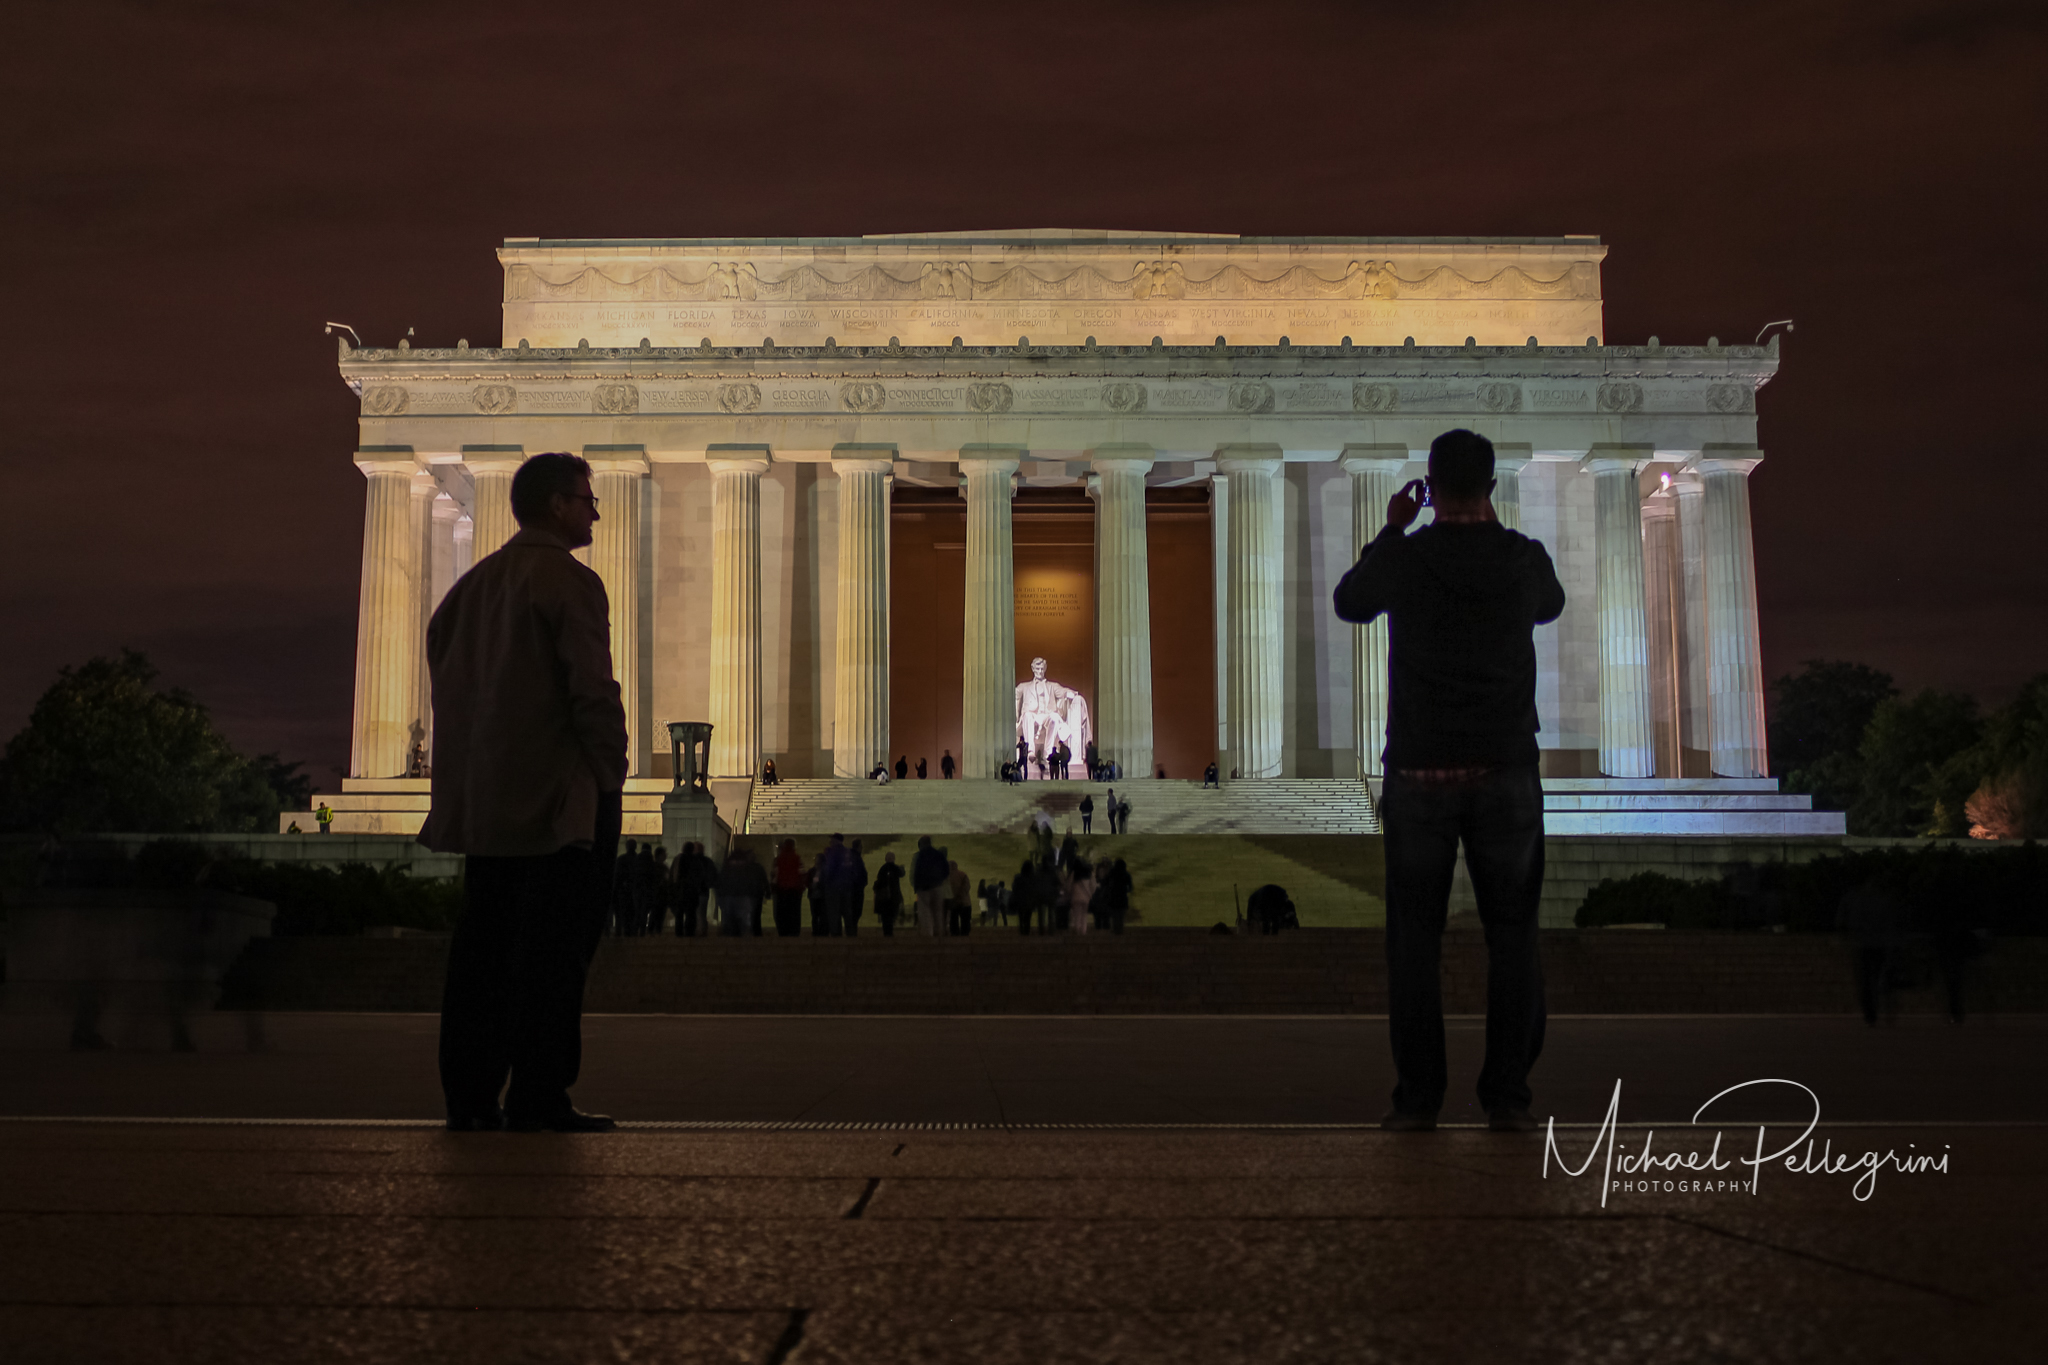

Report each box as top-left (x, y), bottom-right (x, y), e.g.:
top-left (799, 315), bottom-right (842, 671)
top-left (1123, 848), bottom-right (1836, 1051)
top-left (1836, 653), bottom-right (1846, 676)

top-left (564, 494), bottom-right (599, 510)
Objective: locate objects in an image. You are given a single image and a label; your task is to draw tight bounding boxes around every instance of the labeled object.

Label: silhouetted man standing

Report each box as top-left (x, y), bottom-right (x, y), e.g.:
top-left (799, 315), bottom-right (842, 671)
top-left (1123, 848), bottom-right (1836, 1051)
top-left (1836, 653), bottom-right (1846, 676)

top-left (1334, 429), bottom-right (1565, 1134)
top-left (421, 452), bottom-right (626, 1134)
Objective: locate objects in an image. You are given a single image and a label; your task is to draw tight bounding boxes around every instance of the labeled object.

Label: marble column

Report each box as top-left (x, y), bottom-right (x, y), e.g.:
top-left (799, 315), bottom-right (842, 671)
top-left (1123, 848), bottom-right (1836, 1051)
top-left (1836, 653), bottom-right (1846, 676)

top-left (1218, 448), bottom-right (1284, 779)
top-left (707, 451), bottom-right (769, 779)
top-left (407, 472), bottom-right (436, 763)
top-left (1642, 490), bottom-right (1683, 778)
top-left (1584, 447), bottom-right (1656, 778)
top-left (351, 452), bottom-right (425, 778)
top-left (960, 448), bottom-right (1020, 781)
top-left (1092, 445), bottom-right (1156, 781)
top-left (833, 451), bottom-right (894, 779)
top-left (1492, 442), bottom-right (1532, 532)
top-left (464, 447), bottom-right (524, 561)
top-left (421, 487), bottom-right (459, 759)
top-left (1340, 445), bottom-right (1408, 778)
top-left (586, 450), bottom-right (647, 775)
top-left (1697, 447), bottom-right (1770, 777)
top-left (452, 515), bottom-right (475, 582)
top-left (1672, 471), bottom-right (1710, 767)
top-left (1209, 473), bottom-right (1230, 762)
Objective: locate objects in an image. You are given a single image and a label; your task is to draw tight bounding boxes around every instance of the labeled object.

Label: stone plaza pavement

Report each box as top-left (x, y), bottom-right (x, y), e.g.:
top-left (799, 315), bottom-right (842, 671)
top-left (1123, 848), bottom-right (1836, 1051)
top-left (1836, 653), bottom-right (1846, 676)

top-left (2, 1015), bottom-right (2044, 1362)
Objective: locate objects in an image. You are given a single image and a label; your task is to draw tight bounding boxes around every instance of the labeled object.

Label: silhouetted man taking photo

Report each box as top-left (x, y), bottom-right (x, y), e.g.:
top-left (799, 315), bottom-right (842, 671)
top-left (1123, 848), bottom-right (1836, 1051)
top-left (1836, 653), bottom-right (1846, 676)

top-left (1334, 429), bottom-right (1565, 1133)
top-left (420, 452), bottom-right (627, 1133)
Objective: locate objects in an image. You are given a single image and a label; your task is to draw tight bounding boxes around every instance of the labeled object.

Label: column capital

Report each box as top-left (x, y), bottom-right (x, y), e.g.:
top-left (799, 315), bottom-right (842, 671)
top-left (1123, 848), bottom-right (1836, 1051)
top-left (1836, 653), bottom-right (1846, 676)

top-left (1338, 442), bottom-right (1410, 475)
top-left (1087, 443), bottom-right (1155, 474)
top-left (409, 469), bottom-right (438, 498)
top-left (431, 491), bottom-right (462, 525)
top-left (1582, 443), bottom-right (1654, 476)
top-left (1216, 443), bottom-right (1283, 476)
top-left (1668, 469), bottom-right (1706, 498)
top-left (460, 444), bottom-right (526, 474)
top-left (706, 443), bottom-right (772, 477)
top-left (959, 445), bottom-right (1023, 481)
top-left (1641, 490), bottom-right (1678, 522)
top-left (1693, 444), bottom-right (1764, 477)
top-left (1490, 441), bottom-right (1533, 474)
top-left (832, 442), bottom-right (897, 476)
top-left (355, 446), bottom-right (418, 478)
top-left (583, 443), bottom-right (651, 475)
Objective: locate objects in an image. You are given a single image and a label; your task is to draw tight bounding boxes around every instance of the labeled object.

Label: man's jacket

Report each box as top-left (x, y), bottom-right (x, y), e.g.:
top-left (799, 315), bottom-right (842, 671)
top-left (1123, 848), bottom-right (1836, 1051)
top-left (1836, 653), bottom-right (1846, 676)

top-left (1333, 520), bottom-right (1566, 769)
top-left (418, 527), bottom-right (628, 856)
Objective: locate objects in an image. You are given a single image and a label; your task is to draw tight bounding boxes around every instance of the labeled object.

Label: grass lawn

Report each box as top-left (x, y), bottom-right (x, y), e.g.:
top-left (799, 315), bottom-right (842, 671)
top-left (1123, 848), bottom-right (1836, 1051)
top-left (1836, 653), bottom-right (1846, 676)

top-left (729, 831), bottom-right (1387, 928)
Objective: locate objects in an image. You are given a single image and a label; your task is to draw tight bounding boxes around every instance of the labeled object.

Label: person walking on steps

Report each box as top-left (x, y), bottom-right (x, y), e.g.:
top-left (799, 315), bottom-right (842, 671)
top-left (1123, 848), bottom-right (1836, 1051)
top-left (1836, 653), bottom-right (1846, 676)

top-left (1333, 428), bottom-right (1566, 1135)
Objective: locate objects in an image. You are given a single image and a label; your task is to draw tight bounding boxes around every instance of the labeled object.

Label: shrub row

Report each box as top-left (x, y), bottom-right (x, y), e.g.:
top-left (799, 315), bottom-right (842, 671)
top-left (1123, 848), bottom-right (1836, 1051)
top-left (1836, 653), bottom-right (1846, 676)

top-left (1575, 841), bottom-right (2048, 934)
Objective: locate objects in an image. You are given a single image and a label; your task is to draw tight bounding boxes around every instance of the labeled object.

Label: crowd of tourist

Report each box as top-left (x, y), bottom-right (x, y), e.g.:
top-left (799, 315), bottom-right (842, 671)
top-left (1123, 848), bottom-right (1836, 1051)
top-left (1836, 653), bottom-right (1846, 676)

top-left (604, 827), bottom-right (1135, 938)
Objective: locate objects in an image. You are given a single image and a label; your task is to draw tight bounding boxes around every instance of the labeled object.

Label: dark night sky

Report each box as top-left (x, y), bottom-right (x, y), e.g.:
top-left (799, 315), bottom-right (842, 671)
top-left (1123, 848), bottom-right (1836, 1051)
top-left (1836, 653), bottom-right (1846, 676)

top-left (4, 0), bottom-right (2045, 780)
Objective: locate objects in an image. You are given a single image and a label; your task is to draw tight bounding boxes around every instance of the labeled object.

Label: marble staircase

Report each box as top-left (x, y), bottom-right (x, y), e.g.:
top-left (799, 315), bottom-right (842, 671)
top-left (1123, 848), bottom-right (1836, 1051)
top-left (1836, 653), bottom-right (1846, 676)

top-left (744, 778), bottom-right (1381, 836)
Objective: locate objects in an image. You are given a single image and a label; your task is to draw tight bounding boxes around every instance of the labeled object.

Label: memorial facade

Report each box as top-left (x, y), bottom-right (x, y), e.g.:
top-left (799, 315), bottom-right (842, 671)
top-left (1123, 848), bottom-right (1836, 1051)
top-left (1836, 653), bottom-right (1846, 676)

top-left (332, 230), bottom-right (1779, 813)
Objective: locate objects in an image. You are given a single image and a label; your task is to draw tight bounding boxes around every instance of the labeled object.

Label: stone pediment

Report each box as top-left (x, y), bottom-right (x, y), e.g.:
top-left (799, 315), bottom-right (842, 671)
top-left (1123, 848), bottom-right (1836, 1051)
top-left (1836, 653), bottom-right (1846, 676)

top-left (498, 234), bottom-right (1606, 350)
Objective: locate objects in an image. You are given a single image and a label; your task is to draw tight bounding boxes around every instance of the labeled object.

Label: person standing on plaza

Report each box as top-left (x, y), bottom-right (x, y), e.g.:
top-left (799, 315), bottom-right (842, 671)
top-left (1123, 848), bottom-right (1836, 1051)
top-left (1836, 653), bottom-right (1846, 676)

top-left (1333, 428), bottom-right (1566, 1134)
top-left (1116, 795), bottom-right (1132, 835)
top-left (846, 838), bottom-right (869, 936)
top-left (1010, 858), bottom-right (1041, 936)
top-left (941, 749), bottom-right (956, 779)
top-left (772, 838), bottom-right (806, 937)
top-left (911, 835), bottom-right (949, 935)
top-left (1079, 793), bottom-right (1095, 834)
top-left (1104, 786), bottom-right (1118, 835)
top-left (946, 859), bottom-right (973, 936)
top-left (419, 450), bottom-right (626, 1135)
top-left (716, 848), bottom-right (758, 936)
top-left (315, 800), bottom-right (333, 834)
top-left (916, 757), bottom-right (928, 779)
top-left (873, 850), bottom-right (905, 936)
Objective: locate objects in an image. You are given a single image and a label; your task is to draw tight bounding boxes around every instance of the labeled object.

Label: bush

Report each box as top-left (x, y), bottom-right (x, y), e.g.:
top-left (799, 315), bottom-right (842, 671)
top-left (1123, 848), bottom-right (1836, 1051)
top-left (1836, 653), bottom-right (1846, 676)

top-left (1575, 843), bottom-right (2048, 934)
top-left (27, 838), bottom-right (461, 936)
top-left (1576, 872), bottom-right (1732, 929)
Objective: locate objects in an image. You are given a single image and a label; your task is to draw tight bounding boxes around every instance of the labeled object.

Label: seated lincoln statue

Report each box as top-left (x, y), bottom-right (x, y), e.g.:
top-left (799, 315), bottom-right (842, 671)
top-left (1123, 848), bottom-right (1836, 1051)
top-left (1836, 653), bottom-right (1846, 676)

top-left (1015, 657), bottom-right (1091, 779)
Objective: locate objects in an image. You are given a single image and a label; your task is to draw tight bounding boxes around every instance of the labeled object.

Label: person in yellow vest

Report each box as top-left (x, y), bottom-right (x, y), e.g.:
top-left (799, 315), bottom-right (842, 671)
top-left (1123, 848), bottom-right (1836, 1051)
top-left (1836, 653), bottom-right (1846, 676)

top-left (314, 802), bottom-right (332, 834)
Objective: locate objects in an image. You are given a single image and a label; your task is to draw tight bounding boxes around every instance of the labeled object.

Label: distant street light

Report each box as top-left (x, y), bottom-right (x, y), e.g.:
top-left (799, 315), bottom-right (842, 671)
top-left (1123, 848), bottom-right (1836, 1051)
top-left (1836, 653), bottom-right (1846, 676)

top-left (1754, 319), bottom-right (1794, 345)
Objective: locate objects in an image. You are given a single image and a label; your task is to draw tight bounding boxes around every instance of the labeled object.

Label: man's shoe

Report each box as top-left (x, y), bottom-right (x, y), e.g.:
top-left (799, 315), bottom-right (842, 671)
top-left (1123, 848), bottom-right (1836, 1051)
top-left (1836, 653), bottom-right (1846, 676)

top-left (1379, 1109), bottom-right (1438, 1133)
top-left (506, 1108), bottom-right (618, 1133)
top-left (1488, 1107), bottom-right (1540, 1133)
top-left (445, 1107), bottom-right (505, 1132)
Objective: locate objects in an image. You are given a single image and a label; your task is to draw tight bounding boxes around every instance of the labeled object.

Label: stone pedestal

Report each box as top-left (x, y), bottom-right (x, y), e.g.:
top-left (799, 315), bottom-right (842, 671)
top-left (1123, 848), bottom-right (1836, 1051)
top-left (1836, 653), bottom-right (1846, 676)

top-left (1092, 446), bottom-right (1155, 781)
top-left (960, 449), bottom-right (1020, 781)
top-left (660, 791), bottom-right (731, 867)
top-left (1698, 447), bottom-right (1770, 777)
top-left (351, 453), bottom-right (424, 779)
top-left (1585, 447), bottom-right (1655, 778)
top-left (1340, 445), bottom-right (1408, 777)
top-left (1218, 449), bottom-right (1284, 779)
top-left (833, 452), bottom-right (894, 778)
top-left (708, 452), bottom-right (768, 779)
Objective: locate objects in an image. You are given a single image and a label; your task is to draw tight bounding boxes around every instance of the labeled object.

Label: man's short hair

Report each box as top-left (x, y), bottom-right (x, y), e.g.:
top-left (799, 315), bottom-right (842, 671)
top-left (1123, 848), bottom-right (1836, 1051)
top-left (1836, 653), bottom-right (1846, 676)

top-left (510, 452), bottom-right (592, 525)
top-left (1428, 429), bottom-right (1495, 500)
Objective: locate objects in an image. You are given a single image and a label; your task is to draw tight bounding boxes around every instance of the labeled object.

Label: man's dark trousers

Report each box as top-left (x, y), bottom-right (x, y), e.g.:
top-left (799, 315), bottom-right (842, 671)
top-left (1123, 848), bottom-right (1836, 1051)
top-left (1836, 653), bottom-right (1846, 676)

top-left (1380, 765), bottom-right (1547, 1116)
top-left (440, 847), bottom-right (599, 1123)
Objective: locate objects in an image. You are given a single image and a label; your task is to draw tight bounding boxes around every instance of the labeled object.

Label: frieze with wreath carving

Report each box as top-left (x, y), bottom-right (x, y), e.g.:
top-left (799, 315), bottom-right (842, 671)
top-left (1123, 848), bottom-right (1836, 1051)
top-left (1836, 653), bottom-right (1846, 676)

top-left (717, 383), bottom-right (761, 414)
top-left (967, 382), bottom-right (1014, 414)
top-left (1597, 382), bottom-right (1644, 414)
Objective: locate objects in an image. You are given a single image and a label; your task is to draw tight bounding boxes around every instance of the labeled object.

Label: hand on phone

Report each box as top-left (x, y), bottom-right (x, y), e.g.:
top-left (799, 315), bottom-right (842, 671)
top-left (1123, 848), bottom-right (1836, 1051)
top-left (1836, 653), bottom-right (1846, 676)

top-left (1386, 479), bottom-right (1428, 532)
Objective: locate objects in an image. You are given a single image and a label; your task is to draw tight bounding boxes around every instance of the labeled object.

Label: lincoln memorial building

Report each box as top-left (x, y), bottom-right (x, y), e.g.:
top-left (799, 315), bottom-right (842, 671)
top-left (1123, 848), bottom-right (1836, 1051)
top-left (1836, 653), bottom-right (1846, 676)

top-left (312, 230), bottom-right (1843, 839)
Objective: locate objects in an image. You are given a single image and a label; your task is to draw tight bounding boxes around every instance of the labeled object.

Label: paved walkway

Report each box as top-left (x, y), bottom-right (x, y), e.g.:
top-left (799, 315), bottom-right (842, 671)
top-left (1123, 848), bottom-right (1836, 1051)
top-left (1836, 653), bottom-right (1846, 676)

top-left (4, 1015), bottom-right (2041, 1362)
top-left (3, 1013), bottom-right (2044, 1126)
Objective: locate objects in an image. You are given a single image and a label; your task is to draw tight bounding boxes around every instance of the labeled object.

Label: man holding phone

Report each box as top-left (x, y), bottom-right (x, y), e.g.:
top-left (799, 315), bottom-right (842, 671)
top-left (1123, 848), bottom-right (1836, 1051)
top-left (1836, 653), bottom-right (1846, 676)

top-left (1333, 429), bottom-right (1566, 1133)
